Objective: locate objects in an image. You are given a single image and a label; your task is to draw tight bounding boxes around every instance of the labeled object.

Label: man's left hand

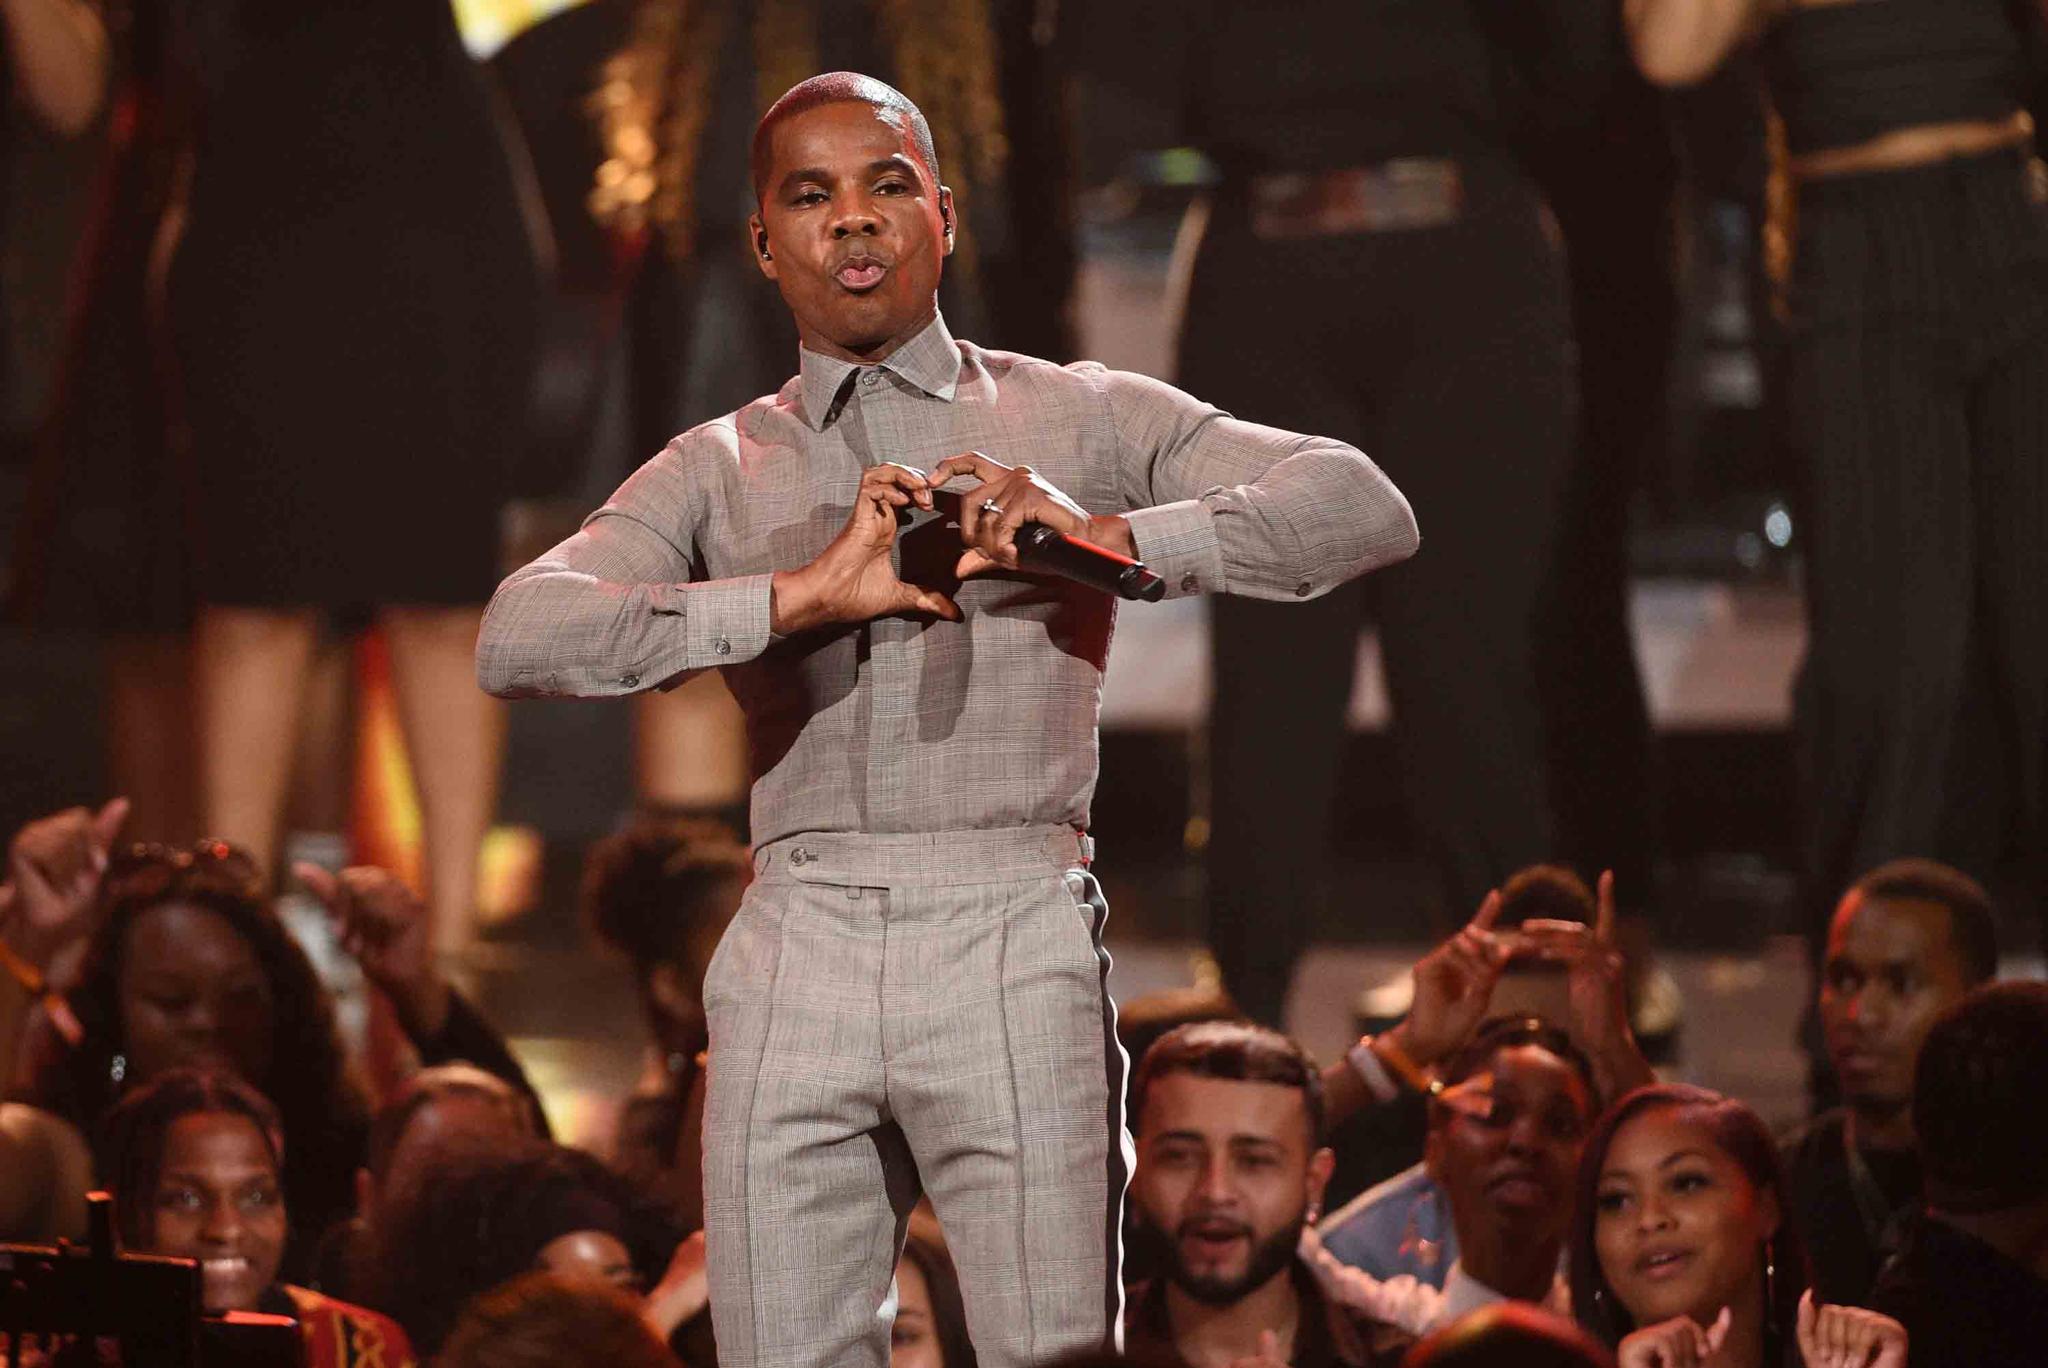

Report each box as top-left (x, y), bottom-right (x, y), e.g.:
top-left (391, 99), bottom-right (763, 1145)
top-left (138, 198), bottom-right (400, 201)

top-left (1518, 871), bottom-right (1654, 1099)
top-left (293, 862), bottom-right (451, 1039)
top-left (930, 451), bottom-right (1134, 578)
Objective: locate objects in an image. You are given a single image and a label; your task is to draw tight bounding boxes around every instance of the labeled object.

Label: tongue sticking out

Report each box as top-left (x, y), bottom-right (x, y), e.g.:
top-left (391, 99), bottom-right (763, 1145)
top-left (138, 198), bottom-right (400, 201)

top-left (838, 261), bottom-right (887, 290)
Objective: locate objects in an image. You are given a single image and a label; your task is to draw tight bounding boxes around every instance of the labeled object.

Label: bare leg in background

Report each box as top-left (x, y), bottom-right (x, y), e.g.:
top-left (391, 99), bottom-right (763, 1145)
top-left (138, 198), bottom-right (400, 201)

top-left (194, 605), bottom-right (318, 869)
top-left (383, 604), bottom-right (505, 954)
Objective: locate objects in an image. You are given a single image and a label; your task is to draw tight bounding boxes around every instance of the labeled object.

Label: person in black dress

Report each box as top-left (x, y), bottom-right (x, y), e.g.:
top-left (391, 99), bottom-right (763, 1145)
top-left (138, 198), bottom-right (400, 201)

top-left (164, 0), bottom-right (540, 945)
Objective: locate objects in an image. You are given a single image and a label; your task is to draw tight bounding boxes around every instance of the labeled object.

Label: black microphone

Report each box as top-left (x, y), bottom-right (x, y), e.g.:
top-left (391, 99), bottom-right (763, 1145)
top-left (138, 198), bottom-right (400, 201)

top-left (1014, 522), bottom-right (1166, 602)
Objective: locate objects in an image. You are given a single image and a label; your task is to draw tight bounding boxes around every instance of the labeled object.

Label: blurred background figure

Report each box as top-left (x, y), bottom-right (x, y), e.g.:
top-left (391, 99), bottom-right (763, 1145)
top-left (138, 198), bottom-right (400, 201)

top-left (360, 1138), bottom-right (697, 1360)
top-left (1080, 0), bottom-right (1665, 1031)
top-left (438, 1272), bottom-right (688, 1368)
top-left (894, 1213), bottom-right (979, 1368)
top-left (1870, 981), bottom-right (2048, 1368)
top-left (578, 816), bottom-right (745, 1227)
top-left (1400, 1303), bottom-right (1614, 1368)
top-left (1628, 0), bottom-right (2048, 956)
top-left (1, 0), bottom-right (105, 138)
top-left (11, 0), bottom-right (545, 954)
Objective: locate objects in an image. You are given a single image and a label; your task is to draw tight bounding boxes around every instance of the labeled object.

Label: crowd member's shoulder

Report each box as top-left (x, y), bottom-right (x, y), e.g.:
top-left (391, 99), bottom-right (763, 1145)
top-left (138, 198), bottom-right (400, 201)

top-left (281, 1283), bottom-right (419, 1368)
top-left (1777, 1105), bottom-right (1849, 1171)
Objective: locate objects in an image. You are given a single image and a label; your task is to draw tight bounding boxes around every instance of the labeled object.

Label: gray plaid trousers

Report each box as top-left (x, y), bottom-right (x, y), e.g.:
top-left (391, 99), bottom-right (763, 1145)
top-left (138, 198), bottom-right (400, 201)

top-left (701, 826), bottom-right (1131, 1368)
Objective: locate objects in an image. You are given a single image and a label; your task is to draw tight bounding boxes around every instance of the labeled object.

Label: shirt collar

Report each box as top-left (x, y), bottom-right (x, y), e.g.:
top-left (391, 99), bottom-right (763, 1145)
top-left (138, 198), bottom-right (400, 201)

top-left (1438, 1260), bottom-right (1572, 1327)
top-left (796, 311), bottom-right (961, 430)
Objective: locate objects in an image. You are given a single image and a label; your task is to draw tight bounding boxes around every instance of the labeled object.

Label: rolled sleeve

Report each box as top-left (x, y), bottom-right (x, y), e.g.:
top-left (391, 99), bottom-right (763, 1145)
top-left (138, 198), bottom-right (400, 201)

top-left (1124, 498), bottom-right (1227, 598)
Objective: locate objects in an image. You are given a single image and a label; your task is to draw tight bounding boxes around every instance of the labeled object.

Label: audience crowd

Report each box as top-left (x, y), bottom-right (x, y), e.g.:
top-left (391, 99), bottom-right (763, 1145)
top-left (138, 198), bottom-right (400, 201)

top-left (3, 799), bottom-right (2042, 1368)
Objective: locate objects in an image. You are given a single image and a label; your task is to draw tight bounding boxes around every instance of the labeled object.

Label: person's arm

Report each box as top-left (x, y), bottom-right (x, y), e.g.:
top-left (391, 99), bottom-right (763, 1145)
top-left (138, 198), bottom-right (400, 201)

top-left (477, 440), bottom-right (960, 698)
top-left (1623, 0), bottom-right (1774, 88)
top-left (1321, 892), bottom-right (1515, 1132)
top-left (1516, 872), bottom-right (1656, 1103)
top-left (292, 863), bottom-right (551, 1132)
top-left (0, 800), bottom-right (127, 1093)
top-left (1095, 367), bottom-right (1420, 603)
top-left (2, 0), bottom-right (107, 135)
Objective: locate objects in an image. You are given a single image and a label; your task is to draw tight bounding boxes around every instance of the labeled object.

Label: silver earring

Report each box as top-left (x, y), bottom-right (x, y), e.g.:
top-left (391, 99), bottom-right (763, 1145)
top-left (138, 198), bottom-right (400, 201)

top-left (1765, 1238), bottom-right (1777, 1305)
top-left (110, 1053), bottom-right (127, 1085)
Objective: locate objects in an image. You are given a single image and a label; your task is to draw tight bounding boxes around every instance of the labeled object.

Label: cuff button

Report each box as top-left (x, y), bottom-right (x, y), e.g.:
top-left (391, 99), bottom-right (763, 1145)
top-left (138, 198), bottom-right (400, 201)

top-left (714, 637), bottom-right (733, 656)
top-left (1295, 581), bottom-right (1312, 598)
top-left (1180, 572), bottom-right (1200, 593)
top-left (619, 673), bottom-right (640, 688)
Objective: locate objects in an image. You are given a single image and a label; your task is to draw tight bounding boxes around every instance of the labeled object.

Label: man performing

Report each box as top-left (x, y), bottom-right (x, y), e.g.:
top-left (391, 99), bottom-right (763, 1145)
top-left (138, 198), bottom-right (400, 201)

top-left (476, 73), bottom-right (1419, 1368)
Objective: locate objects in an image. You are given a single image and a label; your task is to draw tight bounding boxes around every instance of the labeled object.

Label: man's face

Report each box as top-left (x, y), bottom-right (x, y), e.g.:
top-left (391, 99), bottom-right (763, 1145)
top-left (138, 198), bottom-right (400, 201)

top-left (750, 100), bottom-right (951, 362)
top-left (1131, 1073), bottom-right (1332, 1306)
top-left (1820, 893), bottom-right (1974, 1117)
top-left (1425, 1044), bottom-right (1592, 1251)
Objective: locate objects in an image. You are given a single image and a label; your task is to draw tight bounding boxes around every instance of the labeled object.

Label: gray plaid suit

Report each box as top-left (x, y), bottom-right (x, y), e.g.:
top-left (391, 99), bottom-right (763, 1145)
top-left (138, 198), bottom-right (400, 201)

top-left (477, 314), bottom-right (1417, 1366)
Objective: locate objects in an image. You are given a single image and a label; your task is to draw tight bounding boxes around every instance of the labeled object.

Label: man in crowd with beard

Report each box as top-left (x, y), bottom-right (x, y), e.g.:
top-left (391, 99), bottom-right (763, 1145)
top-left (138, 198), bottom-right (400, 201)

top-left (1308, 1018), bottom-right (1595, 1335)
top-left (1781, 859), bottom-right (1998, 1303)
top-left (1124, 1022), bottom-right (1400, 1367)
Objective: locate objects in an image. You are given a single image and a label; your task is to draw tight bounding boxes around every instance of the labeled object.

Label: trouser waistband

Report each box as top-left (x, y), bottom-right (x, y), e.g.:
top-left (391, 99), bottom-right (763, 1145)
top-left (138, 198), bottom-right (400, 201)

top-left (752, 825), bottom-right (1094, 887)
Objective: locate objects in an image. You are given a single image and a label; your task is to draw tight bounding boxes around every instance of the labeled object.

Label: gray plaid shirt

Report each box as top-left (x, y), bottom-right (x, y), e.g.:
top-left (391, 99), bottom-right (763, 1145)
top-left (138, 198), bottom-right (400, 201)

top-left (477, 314), bottom-right (1417, 845)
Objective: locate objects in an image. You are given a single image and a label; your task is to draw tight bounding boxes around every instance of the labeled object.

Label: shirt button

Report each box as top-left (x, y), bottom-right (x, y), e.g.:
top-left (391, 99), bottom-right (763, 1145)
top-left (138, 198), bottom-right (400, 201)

top-left (790, 847), bottom-right (810, 867)
top-left (714, 637), bottom-right (732, 656)
top-left (1295, 581), bottom-right (1313, 598)
top-left (619, 672), bottom-right (640, 688)
top-left (859, 370), bottom-right (880, 388)
top-left (1180, 572), bottom-right (1200, 593)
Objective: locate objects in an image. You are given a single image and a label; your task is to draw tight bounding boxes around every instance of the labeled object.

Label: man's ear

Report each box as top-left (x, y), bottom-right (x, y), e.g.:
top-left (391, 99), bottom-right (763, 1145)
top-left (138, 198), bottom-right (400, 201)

top-left (1307, 1145), bottom-right (1336, 1221)
top-left (748, 215), bottom-right (777, 279)
top-left (938, 186), bottom-right (956, 257)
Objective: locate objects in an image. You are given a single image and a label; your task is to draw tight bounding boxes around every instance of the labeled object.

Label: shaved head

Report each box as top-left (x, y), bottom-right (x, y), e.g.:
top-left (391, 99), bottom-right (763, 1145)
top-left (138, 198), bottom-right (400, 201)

top-left (751, 72), bottom-right (940, 205)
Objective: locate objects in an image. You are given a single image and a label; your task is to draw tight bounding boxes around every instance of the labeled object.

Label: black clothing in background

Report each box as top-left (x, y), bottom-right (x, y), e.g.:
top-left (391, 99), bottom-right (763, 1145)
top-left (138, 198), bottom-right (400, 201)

top-left (1085, 0), bottom-right (1629, 1022)
top-left (1778, 1108), bottom-right (1919, 1306)
top-left (1786, 146), bottom-right (2048, 945)
top-left (1869, 1216), bottom-right (2048, 1368)
top-left (18, 0), bottom-right (542, 621)
top-left (1193, 166), bottom-right (1574, 1022)
top-left (166, 0), bottom-right (540, 609)
top-left (1764, 0), bottom-right (2027, 156)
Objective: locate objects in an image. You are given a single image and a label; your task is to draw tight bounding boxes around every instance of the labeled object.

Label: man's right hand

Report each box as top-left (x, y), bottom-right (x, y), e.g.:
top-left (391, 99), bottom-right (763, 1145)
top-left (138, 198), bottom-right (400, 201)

top-left (770, 463), bottom-right (963, 634)
top-left (1, 797), bottom-right (128, 972)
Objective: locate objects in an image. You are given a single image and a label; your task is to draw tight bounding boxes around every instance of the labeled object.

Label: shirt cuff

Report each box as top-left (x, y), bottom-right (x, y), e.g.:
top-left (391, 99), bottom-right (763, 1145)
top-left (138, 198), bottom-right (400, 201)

top-left (1125, 499), bottom-right (1226, 599)
top-left (654, 572), bottom-right (776, 676)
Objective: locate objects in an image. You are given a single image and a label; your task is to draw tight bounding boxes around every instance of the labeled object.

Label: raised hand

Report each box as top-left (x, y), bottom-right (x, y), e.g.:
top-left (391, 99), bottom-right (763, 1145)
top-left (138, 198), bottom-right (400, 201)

top-left (2, 797), bottom-right (129, 970)
top-left (293, 862), bottom-right (450, 1038)
top-left (771, 462), bottom-right (963, 633)
top-left (928, 451), bottom-right (1133, 579)
top-left (1517, 870), bottom-right (1653, 1098)
top-left (643, 1230), bottom-right (709, 1339)
top-left (1393, 889), bottom-right (1513, 1067)
top-left (1796, 1290), bottom-right (1908, 1368)
top-left (1618, 1307), bottom-right (1730, 1368)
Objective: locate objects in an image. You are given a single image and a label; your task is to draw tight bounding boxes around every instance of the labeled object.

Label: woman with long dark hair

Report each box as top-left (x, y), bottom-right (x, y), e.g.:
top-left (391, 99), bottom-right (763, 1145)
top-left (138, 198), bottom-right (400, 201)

top-left (1570, 1084), bottom-right (1905, 1367)
top-left (14, 841), bottom-right (371, 1271)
